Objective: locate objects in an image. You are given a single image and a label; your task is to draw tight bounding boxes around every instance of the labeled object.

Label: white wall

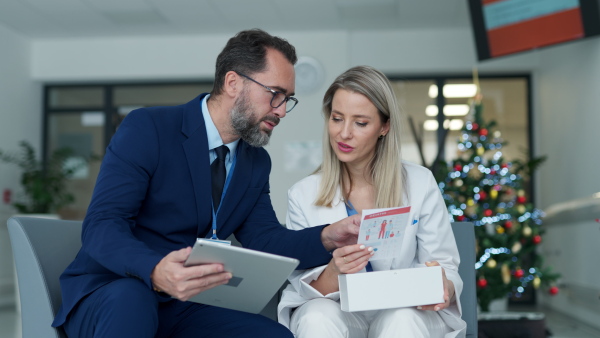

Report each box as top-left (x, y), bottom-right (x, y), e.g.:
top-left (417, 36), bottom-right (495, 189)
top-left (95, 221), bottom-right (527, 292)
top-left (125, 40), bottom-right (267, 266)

top-left (0, 23), bottom-right (40, 306)
top-left (535, 38), bottom-right (600, 209)
top-left (30, 28), bottom-right (542, 221)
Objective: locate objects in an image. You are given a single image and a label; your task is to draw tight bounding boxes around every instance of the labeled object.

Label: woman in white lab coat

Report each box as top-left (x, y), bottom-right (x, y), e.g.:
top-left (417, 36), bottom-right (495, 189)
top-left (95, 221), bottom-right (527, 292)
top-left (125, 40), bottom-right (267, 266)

top-left (277, 66), bottom-right (466, 338)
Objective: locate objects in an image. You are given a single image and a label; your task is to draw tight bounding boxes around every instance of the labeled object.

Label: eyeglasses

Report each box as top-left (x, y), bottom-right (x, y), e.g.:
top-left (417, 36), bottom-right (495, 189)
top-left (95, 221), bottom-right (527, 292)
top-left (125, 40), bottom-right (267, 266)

top-left (236, 72), bottom-right (298, 113)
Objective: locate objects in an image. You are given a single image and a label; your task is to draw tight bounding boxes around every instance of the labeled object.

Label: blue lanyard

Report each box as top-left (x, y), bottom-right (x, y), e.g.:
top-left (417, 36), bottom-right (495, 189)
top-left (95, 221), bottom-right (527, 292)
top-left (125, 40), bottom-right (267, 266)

top-left (210, 147), bottom-right (238, 239)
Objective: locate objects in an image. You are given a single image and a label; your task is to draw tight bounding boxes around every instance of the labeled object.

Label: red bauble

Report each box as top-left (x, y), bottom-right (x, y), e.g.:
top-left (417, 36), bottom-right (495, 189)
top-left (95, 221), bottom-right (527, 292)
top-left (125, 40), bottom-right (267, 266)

top-left (479, 191), bottom-right (487, 200)
top-left (549, 286), bottom-right (559, 295)
top-left (471, 123), bottom-right (479, 130)
top-left (532, 235), bottom-right (542, 244)
top-left (454, 164), bottom-right (463, 172)
top-left (504, 221), bottom-right (513, 229)
top-left (457, 215), bottom-right (466, 221)
top-left (484, 209), bottom-right (493, 217)
top-left (490, 170), bottom-right (496, 175)
top-left (501, 163), bottom-right (508, 169)
top-left (514, 269), bottom-right (524, 278)
top-left (477, 278), bottom-right (488, 288)
top-left (479, 128), bottom-right (488, 136)
top-left (517, 196), bottom-right (527, 204)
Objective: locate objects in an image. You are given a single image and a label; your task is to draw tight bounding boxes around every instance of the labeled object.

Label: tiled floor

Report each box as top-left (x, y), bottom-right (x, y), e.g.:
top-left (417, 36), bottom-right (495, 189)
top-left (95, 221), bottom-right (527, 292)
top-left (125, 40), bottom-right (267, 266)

top-left (1, 303), bottom-right (599, 337)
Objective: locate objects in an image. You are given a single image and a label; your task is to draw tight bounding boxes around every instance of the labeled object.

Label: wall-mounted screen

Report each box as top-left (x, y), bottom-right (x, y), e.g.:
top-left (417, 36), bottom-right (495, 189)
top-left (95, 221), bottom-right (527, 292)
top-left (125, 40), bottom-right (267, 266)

top-left (468, 0), bottom-right (600, 61)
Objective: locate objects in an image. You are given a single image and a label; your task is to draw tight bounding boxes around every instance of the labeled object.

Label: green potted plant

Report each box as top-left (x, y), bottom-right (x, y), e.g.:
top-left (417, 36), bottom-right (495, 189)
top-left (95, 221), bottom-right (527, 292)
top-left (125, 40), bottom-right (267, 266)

top-left (0, 140), bottom-right (96, 215)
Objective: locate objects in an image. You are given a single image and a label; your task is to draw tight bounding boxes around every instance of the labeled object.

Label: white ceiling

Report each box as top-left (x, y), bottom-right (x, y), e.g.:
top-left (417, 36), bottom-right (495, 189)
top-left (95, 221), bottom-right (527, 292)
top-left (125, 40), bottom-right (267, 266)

top-left (0, 0), bottom-right (471, 39)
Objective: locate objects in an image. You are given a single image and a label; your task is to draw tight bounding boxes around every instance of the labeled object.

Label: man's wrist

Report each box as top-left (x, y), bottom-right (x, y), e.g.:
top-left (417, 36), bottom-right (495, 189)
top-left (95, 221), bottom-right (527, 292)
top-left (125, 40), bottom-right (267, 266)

top-left (320, 224), bottom-right (335, 252)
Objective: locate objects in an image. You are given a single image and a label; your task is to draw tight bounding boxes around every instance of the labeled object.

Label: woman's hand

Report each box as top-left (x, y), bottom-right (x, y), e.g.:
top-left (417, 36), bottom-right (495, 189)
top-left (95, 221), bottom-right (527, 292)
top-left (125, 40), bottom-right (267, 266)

top-left (309, 244), bottom-right (373, 295)
top-left (331, 244), bottom-right (374, 275)
top-left (417, 261), bottom-right (455, 311)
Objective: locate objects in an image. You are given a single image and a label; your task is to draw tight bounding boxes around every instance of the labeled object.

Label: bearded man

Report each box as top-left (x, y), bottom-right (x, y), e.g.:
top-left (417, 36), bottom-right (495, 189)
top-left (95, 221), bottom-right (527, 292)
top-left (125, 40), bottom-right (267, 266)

top-left (53, 29), bottom-right (362, 338)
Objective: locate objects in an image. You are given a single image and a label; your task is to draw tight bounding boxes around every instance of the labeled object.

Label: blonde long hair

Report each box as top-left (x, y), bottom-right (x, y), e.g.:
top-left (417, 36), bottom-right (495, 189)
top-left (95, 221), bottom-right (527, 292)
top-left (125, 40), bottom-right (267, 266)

top-left (314, 66), bottom-right (405, 208)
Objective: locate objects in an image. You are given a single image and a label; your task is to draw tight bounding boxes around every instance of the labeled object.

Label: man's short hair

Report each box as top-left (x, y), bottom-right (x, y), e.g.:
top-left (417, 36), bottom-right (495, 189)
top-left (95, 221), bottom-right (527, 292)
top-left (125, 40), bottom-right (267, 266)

top-left (211, 29), bottom-right (297, 96)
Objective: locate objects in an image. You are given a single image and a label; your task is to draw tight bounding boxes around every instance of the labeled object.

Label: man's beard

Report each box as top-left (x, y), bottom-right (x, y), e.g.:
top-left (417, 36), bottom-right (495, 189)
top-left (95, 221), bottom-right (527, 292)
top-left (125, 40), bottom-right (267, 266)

top-left (230, 91), bottom-right (279, 147)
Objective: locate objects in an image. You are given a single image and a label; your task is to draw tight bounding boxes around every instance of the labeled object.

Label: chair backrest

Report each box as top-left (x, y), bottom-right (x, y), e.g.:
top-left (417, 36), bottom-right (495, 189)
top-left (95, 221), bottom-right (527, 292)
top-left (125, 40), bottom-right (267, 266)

top-left (7, 216), bottom-right (82, 338)
top-left (451, 221), bottom-right (477, 337)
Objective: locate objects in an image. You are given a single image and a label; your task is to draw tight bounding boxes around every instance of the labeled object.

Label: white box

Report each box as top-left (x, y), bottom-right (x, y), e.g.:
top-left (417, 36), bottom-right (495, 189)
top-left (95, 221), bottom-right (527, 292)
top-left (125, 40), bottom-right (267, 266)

top-left (338, 266), bottom-right (444, 312)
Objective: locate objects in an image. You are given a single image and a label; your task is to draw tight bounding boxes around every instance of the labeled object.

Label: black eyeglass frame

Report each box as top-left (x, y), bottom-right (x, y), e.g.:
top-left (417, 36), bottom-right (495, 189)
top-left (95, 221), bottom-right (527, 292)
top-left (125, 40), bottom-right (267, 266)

top-left (236, 72), bottom-right (299, 113)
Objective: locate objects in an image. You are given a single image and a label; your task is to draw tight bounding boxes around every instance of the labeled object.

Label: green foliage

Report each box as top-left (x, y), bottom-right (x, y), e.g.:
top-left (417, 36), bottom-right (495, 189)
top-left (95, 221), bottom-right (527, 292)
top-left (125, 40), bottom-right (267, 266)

top-left (0, 140), bottom-right (96, 214)
top-left (437, 101), bottom-right (560, 311)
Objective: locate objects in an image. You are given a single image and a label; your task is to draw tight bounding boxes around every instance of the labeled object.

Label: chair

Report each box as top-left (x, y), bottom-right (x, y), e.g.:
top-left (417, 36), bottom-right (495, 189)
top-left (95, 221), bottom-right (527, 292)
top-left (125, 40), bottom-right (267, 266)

top-left (7, 216), bottom-right (82, 338)
top-left (451, 221), bottom-right (477, 337)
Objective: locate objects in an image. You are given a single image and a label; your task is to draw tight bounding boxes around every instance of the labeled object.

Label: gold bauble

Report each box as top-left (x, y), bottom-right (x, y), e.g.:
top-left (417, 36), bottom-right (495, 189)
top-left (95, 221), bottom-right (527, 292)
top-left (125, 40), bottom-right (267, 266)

top-left (467, 198), bottom-right (474, 206)
top-left (512, 242), bottom-right (522, 253)
top-left (465, 206), bottom-right (476, 216)
top-left (518, 205), bottom-right (526, 214)
top-left (533, 277), bottom-right (541, 289)
top-left (501, 264), bottom-right (511, 284)
top-left (490, 190), bottom-right (498, 199)
top-left (477, 147), bottom-right (485, 156)
top-left (486, 259), bottom-right (497, 269)
top-left (496, 226), bottom-right (505, 234)
top-left (455, 179), bottom-right (463, 187)
top-left (523, 226), bottom-right (532, 237)
top-left (517, 189), bottom-right (525, 197)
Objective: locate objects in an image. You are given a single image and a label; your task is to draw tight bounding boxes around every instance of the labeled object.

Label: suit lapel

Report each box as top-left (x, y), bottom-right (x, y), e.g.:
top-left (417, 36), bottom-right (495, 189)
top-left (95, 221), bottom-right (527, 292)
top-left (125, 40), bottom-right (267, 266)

top-left (181, 95), bottom-right (213, 236)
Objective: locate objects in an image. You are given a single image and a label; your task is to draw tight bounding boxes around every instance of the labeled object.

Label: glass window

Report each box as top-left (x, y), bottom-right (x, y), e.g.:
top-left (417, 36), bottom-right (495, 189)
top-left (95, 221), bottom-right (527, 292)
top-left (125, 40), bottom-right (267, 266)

top-left (48, 87), bottom-right (104, 109)
top-left (46, 112), bottom-right (105, 220)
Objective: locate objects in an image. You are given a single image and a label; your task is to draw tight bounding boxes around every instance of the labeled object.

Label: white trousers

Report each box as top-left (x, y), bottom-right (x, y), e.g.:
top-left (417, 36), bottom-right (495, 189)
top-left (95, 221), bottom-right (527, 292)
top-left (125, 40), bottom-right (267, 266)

top-left (290, 298), bottom-right (451, 338)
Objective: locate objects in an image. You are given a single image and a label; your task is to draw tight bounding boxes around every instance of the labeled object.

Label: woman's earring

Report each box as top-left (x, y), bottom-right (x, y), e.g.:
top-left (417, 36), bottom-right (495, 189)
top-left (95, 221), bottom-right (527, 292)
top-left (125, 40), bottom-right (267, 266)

top-left (379, 134), bottom-right (384, 139)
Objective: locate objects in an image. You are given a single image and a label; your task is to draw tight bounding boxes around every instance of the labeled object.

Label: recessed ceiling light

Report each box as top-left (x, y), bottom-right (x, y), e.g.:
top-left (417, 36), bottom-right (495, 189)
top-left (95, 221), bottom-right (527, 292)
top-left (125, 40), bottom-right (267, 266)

top-left (428, 84), bottom-right (478, 98)
top-left (425, 104), bottom-right (470, 116)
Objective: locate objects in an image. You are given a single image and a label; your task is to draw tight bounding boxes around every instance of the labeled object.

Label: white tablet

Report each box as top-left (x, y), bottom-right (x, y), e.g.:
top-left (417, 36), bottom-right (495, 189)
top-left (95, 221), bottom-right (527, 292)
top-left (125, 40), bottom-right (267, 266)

top-left (184, 238), bottom-right (300, 313)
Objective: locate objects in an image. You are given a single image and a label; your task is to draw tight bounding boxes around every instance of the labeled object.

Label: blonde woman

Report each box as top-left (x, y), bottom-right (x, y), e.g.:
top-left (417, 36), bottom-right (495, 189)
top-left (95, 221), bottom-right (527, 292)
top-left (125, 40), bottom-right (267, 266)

top-left (277, 66), bottom-right (466, 337)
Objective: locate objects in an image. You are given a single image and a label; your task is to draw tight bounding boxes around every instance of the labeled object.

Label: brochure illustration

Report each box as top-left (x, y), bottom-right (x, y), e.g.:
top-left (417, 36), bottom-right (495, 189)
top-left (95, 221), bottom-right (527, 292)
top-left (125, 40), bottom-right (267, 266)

top-left (358, 206), bottom-right (411, 260)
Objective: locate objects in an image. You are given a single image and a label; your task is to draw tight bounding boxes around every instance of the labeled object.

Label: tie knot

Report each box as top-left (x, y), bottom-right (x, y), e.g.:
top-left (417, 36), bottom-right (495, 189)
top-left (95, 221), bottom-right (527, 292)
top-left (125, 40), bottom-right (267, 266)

top-left (214, 145), bottom-right (229, 160)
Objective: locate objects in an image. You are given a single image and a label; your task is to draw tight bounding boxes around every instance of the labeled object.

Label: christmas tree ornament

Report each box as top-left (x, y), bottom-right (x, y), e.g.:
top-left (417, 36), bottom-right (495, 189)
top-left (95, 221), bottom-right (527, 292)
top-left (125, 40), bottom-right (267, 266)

top-left (532, 235), bottom-right (542, 244)
top-left (504, 221), bottom-right (513, 229)
top-left (517, 196), bottom-right (527, 204)
top-left (486, 259), bottom-right (497, 269)
top-left (517, 205), bottom-right (526, 214)
top-left (484, 209), bottom-right (493, 217)
top-left (514, 269), bottom-right (524, 278)
top-left (490, 189), bottom-right (498, 199)
top-left (511, 242), bottom-right (522, 253)
top-left (479, 128), bottom-right (488, 136)
top-left (477, 278), bottom-right (488, 288)
top-left (522, 226), bottom-right (532, 237)
top-left (549, 286), bottom-right (559, 295)
top-left (477, 147), bottom-right (485, 156)
top-left (456, 215), bottom-right (466, 221)
top-left (533, 277), bottom-right (541, 289)
top-left (517, 189), bottom-right (525, 197)
top-left (478, 191), bottom-right (487, 200)
top-left (495, 225), bottom-right (505, 234)
top-left (501, 264), bottom-right (511, 284)
top-left (454, 164), bottom-right (463, 172)
top-left (455, 179), bottom-right (463, 187)
top-left (467, 198), bottom-right (474, 206)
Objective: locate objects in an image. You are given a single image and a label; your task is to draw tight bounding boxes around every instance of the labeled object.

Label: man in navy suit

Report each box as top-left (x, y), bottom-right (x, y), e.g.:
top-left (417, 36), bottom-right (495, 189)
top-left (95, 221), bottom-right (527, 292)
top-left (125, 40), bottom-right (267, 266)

top-left (52, 29), bottom-right (365, 337)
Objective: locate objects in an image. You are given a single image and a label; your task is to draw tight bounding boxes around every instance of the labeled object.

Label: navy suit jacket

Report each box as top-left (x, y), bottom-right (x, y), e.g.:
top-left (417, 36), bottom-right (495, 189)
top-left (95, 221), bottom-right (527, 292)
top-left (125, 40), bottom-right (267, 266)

top-left (53, 94), bottom-right (331, 326)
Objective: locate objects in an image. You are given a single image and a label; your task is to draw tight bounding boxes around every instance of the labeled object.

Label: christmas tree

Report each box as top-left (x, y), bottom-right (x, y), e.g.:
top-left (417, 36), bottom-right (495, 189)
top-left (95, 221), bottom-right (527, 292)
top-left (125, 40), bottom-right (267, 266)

top-left (437, 94), bottom-right (560, 312)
